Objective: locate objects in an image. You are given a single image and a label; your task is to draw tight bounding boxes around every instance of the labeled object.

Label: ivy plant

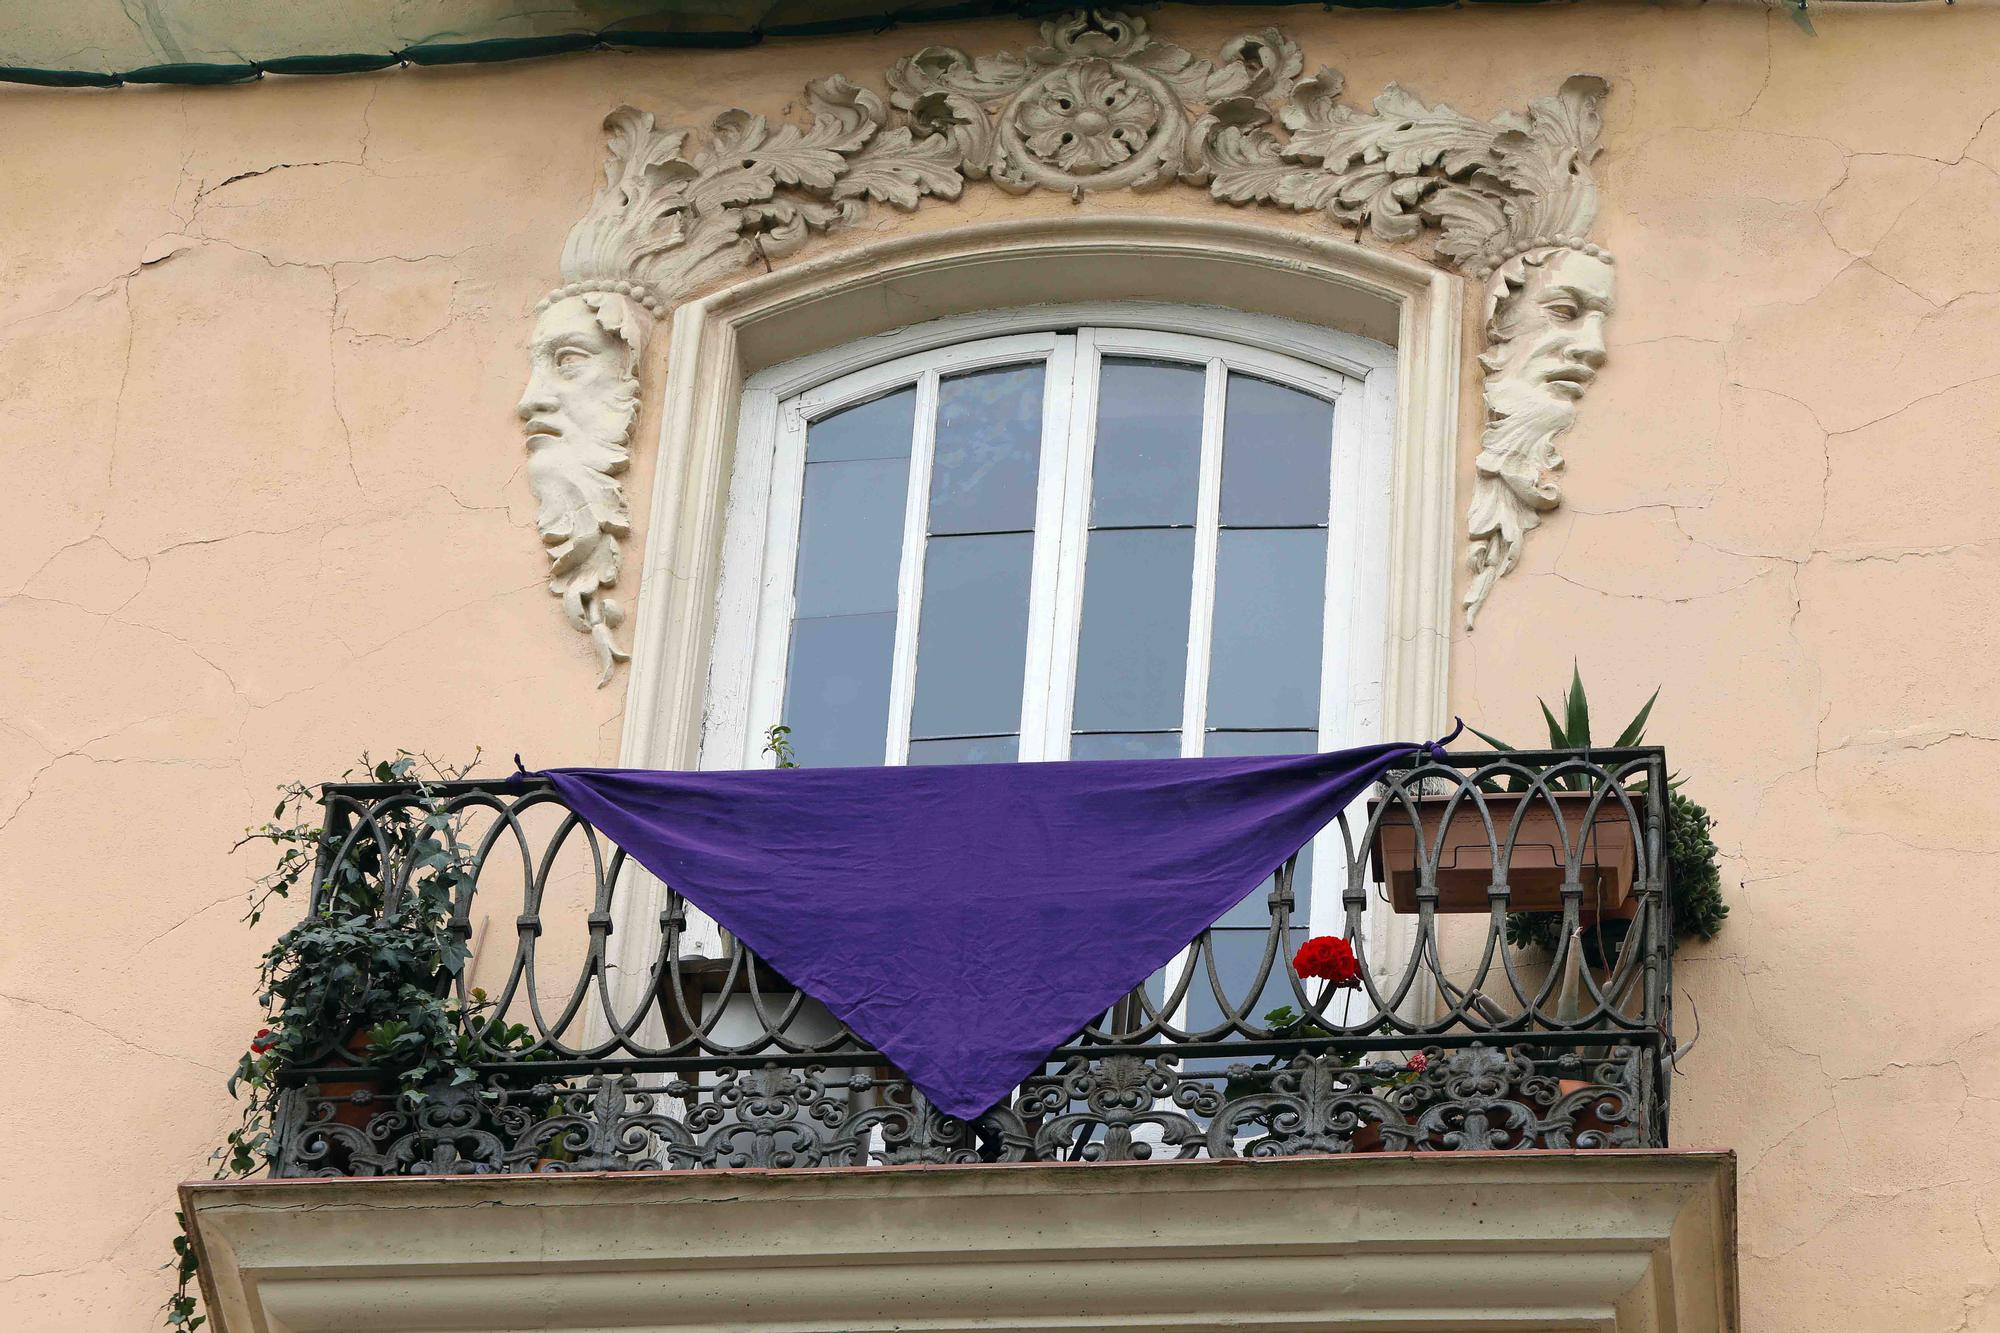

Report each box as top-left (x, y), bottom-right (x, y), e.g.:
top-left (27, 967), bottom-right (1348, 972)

top-left (166, 751), bottom-right (548, 1329)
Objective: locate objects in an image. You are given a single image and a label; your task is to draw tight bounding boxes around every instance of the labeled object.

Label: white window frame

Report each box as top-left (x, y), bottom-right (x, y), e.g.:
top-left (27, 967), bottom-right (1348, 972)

top-left (600, 219), bottom-right (1461, 1034)
top-left (702, 302), bottom-right (1397, 947)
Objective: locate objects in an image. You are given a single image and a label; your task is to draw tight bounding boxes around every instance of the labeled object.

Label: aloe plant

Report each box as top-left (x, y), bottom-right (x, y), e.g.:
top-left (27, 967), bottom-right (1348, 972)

top-left (1468, 668), bottom-right (1726, 953)
top-left (1465, 664), bottom-right (1656, 793)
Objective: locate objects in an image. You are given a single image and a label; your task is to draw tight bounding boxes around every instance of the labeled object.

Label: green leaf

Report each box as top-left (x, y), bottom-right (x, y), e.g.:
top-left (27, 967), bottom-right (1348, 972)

top-left (1615, 687), bottom-right (1660, 748)
top-left (1539, 698), bottom-right (1568, 749)
top-left (1565, 662), bottom-right (1591, 748)
top-left (1465, 725), bottom-right (1514, 752)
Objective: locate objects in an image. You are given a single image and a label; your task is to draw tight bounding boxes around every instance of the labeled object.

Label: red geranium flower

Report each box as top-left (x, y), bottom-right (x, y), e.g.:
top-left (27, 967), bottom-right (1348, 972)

top-left (1405, 1051), bottom-right (1428, 1074)
top-left (1292, 935), bottom-right (1361, 987)
top-left (250, 1027), bottom-right (277, 1055)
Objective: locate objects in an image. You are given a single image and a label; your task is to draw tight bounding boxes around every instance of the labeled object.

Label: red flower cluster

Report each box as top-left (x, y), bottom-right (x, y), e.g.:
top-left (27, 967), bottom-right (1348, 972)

top-left (250, 1027), bottom-right (276, 1055)
top-left (1292, 935), bottom-right (1361, 987)
top-left (1405, 1051), bottom-right (1428, 1074)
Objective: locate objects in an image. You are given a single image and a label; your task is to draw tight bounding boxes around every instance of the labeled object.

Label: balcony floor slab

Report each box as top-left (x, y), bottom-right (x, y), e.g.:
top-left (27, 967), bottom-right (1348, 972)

top-left (184, 1150), bottom-right (1737, 1333)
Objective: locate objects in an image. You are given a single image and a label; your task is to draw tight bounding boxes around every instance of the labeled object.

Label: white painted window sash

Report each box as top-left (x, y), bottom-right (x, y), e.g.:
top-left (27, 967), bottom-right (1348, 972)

top-left (880, 367), bottom-right (939, 766)
top-left (743, 331), bottom-right (1065, 769)
top-left (705, 304), bottom-right (1396, 775)
top-left (1046, 331), bottom-right (1354, 1031)
top-left (704, 310), bottom-right (1396, 1025)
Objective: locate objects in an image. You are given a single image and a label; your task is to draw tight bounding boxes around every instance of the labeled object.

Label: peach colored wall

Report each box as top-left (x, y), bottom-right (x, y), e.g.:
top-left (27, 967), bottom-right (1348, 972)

top-left (3, 4), bottom-right (1996, 1328)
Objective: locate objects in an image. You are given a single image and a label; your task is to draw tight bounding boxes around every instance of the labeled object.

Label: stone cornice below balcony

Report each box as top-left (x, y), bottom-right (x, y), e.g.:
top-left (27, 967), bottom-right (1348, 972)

top-left (183, 1149), bottom-right (1738, 1332)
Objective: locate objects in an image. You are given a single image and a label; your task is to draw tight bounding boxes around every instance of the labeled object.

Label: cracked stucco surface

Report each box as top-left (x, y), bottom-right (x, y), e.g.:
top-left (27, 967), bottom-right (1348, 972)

top-left (3, 5), bottom-right (2000, 1329)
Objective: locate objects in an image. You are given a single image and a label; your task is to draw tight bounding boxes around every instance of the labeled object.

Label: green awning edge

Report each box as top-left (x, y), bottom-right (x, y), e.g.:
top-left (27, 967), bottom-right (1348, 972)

top-left (0, 0), bottom-right (1879, 91)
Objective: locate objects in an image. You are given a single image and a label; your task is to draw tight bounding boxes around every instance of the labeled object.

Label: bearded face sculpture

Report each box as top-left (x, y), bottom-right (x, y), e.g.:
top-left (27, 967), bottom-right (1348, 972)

top-left (1484, 247), bottom-right (1614, 415)
top-left (1463, 246), bottom-right (1615, 626)
top-left (518, 292), bottom-right (647, 683)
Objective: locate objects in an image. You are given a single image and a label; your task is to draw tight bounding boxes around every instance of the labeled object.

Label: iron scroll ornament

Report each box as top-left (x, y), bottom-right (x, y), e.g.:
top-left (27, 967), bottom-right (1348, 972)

top-left (519, 9), bottom-right (1612, 682)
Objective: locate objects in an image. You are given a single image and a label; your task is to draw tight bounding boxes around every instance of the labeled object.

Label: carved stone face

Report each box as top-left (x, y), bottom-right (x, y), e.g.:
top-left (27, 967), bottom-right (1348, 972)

top-left (1488, 248), bottom-right (1615, 407)
top-left (517, 294), bottom-right (641, 458)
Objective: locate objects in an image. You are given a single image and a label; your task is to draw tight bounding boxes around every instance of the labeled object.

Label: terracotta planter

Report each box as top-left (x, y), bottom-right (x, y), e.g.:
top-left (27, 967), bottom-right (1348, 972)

top-left (311, 1029), bottom-right (384, 1130)
top-left (1556, 1078), bottom-right (1620, 1144)
top-left (1369, 791), bottom-right (1639, 915)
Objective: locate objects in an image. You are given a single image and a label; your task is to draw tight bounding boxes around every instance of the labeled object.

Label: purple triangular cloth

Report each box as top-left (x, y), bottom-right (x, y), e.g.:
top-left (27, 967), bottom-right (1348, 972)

top-left (534, 742), bottom-right (1428, 1120)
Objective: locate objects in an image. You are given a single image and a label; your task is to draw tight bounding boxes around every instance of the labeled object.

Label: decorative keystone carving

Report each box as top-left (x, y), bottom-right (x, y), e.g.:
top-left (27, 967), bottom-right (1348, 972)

top-left (885, 10), bottom-right (1302, 194)
top-left (527, 10), bottom-right (1613, 678)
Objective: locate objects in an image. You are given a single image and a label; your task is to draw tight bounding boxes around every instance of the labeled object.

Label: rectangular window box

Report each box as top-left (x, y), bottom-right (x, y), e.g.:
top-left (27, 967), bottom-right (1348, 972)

top-left (1368, 790), bottom-right (1639, 914)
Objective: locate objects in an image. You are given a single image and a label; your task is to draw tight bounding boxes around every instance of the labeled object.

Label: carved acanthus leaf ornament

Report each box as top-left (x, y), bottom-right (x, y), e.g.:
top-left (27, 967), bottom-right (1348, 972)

top-left (524, 9), bottom-right (1613, 679)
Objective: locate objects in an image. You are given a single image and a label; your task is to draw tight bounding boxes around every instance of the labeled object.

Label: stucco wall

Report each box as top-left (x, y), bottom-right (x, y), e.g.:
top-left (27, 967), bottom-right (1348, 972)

top-left (3, 4), bottom-right (1997, 1327)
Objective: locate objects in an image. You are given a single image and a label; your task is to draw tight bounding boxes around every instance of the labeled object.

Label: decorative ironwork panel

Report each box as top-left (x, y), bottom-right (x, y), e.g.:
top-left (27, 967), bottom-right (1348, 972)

top-left (272, 748), bottom-right (1673, 1176)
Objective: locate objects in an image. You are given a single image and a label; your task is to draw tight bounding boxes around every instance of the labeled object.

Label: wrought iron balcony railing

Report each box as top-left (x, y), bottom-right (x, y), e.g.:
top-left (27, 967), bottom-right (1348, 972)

top-left (268, 747), bottom-right (1673, 1176)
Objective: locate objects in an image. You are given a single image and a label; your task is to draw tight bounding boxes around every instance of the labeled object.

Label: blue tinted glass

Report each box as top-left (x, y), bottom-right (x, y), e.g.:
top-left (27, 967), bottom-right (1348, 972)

top-left (1207, 529), bottom-right (1327, 731)
top-left (1069, 732), bottom-right (1181, 761)
top-left (782, 612), bottom-right (895, 767)
top-left (1183, 928), bottom-right (1297, 1038)
top-left (793, 458), bottom-right (909, 618)
top-left (806, 387), bottom-right (916, 463)
top-left (1071, 528), bottom-right (1195, 732)
top-left (783, 391), bottom-right (917, 768)
top-left (907, 735), bottom-right (1020, 765)
top-left (910, 533), bottom-right (1033, 740)
top-left (1204, 729), bottom-right (1321, 758)
top-left (1219, 374), bottom-right (1333, 528)
top-left (929, 364), bottom-right (1045, 535)
top-left (1090, 358), bottom-right (1204, 527)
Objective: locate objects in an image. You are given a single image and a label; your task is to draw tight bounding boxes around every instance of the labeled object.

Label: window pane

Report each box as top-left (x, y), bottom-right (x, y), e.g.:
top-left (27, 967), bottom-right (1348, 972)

top-left (908, 735), bottom-right (1020, 765)
top-left (1220, 374), bottom-right (1333, 528)
top-left (1184, 928), bottom-right (1294, 1036)
top-left (1207, 529), bottom-right (1327, 730)
top-left (806, 386), bottom-right (916, 463)
top-left (1072, 528), bottom-right (1195, 732)
top-left (910, 533), bottom-right (1033, 740)
top-left (1070, 731), bottom-right (1181, 761)
top-left (783, 612), bottom-right (895, 767)
top-left (1204, 729), bottom-right (1321, 758)
top-left (1205, 729), bottom-right (1321, 927)
top-left (793, 458), bottom-right (909, 618)
top-left (1090, 358), bottom-right (1204, 528)
top-left (928, 364), bottom-right (1045, 535)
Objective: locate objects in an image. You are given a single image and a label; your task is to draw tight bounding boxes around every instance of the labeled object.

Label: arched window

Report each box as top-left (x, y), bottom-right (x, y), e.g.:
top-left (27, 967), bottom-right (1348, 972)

top-left (703, 305), bottom-right (1396, 1002)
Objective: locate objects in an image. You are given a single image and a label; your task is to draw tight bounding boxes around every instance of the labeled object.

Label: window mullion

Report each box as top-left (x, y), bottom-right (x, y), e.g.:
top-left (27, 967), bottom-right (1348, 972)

top-left (883, 369), bottom-right (941, 766)
top-left (1178, 358), bottom-right (1228, 760)
top-left (742, 401), bottom-right (811, 767)
top-left (1314, 393), bottom-right (1360, 953)
top-left (1041, 330), bottom-right (1103, 759)
top-left (1018, 338), bottom-right (1077, 763)
top-left (1162, 357), bottom-right (1228, 1037)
